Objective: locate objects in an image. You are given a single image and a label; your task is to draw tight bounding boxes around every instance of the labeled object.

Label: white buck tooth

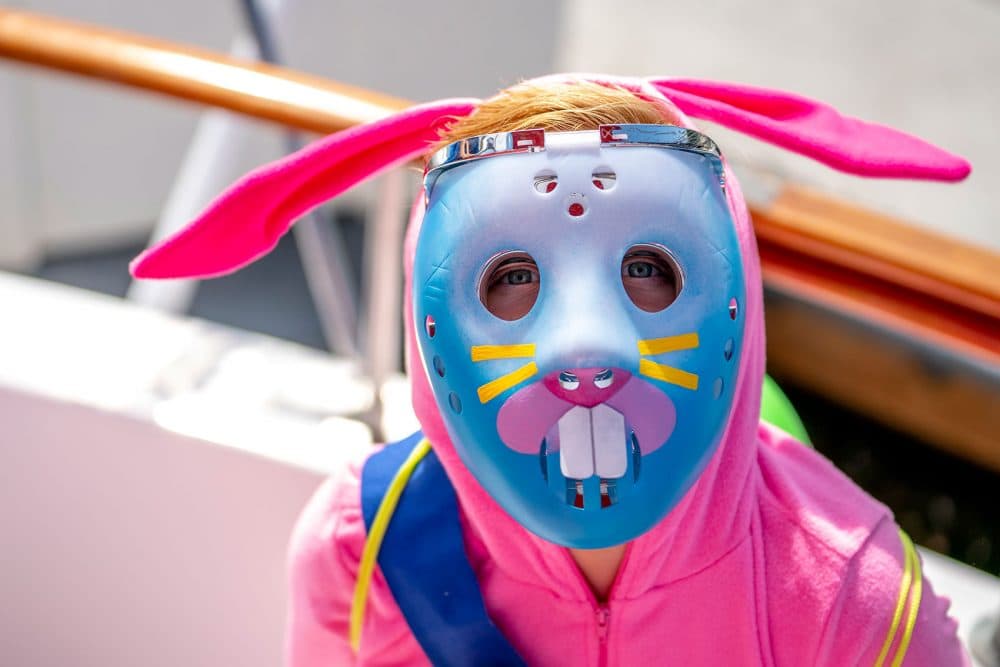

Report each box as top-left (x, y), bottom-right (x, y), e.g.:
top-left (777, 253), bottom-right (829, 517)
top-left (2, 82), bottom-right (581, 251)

top-left (591, 404), bottom-right (627, 478)
top-left (558, 406), bottom-right (594, 479)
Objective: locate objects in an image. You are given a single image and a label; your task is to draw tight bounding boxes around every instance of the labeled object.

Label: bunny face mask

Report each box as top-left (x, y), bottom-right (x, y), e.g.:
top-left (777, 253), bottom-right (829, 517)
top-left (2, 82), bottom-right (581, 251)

top-left (414, 125), bottom-right (745, 547)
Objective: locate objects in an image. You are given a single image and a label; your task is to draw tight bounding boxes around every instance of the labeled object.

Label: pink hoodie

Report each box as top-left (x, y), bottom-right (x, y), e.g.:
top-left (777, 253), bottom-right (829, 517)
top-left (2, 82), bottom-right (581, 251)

top-left (129, 75), bottom-right (971, 666)
top-left (285, 175), bottom-right (968, 667)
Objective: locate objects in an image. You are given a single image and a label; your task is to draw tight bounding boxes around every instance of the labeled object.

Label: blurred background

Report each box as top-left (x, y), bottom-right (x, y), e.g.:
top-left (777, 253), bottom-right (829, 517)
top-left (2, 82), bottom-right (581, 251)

top-left (0, 1), bottom-right (997, 665)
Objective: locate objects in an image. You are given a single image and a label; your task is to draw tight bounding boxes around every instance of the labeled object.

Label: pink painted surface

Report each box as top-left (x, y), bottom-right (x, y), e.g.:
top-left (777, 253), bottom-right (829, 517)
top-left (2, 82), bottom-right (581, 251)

top-left (604, 375), bottom-right (676, 456)
top-left (541, 368), bottom-right (630, 407)
top-left (0, 385), bottom-right (323, 667)
top-left (496, 379), bottom-right (573, 454)
top-left (496, 373), bottom-right (675, 457)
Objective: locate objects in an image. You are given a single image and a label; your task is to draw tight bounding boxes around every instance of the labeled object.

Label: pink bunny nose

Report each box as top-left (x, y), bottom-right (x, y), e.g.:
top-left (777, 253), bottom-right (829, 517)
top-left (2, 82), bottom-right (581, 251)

top-left (543, 367), bottom-right (631, 407)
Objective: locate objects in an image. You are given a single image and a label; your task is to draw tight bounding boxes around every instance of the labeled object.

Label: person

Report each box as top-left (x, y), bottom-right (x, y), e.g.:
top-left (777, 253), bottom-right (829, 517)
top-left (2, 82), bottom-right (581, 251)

top-left (131, 75), bottom-right (972, 665)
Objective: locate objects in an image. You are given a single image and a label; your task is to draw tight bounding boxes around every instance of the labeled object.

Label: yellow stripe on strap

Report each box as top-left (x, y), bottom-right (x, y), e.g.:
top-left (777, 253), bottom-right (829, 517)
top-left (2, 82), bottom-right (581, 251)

top-left (637, 332), bottom-right (699, 356)
top-left (471, 344), bottom-right (536, 362)
top-left (349, 439), bottom-right (432, 653)
top-left (477, 362), bottom-right (538, 404)
top-left (874, 529), bottom-right (919, 667)
top-left (890, 531), bottom-right (923, 667)
top-left (638, 359), bottom-right (699, 391)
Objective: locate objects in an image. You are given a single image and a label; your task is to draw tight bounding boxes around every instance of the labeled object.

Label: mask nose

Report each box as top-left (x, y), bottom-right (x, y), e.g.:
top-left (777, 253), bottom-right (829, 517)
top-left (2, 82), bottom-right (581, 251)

top-left (543, 367), bottom-right (631, 407)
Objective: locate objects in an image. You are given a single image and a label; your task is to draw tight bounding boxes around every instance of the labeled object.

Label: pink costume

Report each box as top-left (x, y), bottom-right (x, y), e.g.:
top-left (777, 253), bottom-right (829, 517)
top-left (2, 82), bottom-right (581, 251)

top-left (131, 76), bottom-right (971, 666)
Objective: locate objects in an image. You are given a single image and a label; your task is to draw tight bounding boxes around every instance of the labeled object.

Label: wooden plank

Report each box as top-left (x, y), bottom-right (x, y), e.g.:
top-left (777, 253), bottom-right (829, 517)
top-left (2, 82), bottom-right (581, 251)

top-left (750, 186), bottom-right (1000, 367)
top-left (753, 186), bottom-right (999, 469)
top-left (0, 8), bottom-right (409, 135)
top-left (765, 290), bottom-right (1000, 474)
top-left (759, 186), bottom-right (1000, 309)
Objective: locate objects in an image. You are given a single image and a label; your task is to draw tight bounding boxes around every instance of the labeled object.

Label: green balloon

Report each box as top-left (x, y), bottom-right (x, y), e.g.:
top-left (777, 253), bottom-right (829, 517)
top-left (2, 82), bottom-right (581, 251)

top-left (760, 375), bottom-right (811, 445)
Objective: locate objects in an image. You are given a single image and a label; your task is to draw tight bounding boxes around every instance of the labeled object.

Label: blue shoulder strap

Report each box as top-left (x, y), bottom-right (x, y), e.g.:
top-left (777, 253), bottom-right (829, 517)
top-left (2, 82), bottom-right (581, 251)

top-left (361, 432), bottom-right (526, 667)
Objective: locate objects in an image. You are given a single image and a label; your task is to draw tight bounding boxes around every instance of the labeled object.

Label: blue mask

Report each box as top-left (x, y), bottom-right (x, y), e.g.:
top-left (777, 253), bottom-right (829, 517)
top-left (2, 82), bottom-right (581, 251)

top-left (413, 125), bottom-right (746, 548)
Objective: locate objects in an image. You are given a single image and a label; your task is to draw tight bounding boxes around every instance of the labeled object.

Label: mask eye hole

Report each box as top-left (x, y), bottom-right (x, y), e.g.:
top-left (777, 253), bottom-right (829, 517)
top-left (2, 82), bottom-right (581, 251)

top-left (591, 168), bottom-right (617, 191)
top-left (621, 244), bottom-right (682, 313)
top-left (533, 170), bottom-right (558, 194)
top-left (479, 251), bottom-right (540, 321)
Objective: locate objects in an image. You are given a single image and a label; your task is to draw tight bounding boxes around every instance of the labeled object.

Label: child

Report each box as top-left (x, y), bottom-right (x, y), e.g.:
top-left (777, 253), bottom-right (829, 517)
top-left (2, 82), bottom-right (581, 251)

top-left (132, 75), bottom-right (971, 665)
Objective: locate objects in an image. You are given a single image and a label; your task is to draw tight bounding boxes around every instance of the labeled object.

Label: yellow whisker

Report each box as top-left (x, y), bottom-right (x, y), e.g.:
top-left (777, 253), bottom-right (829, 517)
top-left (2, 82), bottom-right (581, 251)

top-left (471, 343), bottom-right (537, 362)
top-left (477, 362), bottom-right (538, 404)
top-left (637, 332), bottom-right (699, 356)
top-left (638, 359), bottom-right (699, 391)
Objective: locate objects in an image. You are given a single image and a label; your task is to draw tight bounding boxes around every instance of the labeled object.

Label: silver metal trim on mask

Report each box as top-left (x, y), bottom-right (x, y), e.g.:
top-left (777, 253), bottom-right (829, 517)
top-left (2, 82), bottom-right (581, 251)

top-left (424, 124), bottom-right (726, 197)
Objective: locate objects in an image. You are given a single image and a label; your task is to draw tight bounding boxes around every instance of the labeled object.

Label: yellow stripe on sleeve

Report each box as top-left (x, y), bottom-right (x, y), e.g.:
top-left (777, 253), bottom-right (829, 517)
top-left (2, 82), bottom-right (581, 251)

top-left (890, 531), bottom-right (923, 667)
top-left (874, 528), bottom-right (918, 667)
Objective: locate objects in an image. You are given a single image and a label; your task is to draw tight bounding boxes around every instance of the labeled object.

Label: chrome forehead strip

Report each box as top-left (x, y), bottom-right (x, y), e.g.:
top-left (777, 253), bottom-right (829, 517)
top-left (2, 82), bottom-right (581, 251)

top-left (423, 124), bottom-right (726, 198)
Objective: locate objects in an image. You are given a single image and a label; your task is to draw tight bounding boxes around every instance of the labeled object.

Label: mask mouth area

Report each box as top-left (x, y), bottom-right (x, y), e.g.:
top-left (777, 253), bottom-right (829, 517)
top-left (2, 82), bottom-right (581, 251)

top-left (540, 405), bottom-right (642, 509)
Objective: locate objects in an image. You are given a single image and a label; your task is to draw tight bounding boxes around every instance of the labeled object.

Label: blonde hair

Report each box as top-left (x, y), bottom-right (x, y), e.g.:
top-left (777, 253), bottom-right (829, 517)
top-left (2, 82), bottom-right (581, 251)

top-left (436, 80), bottom-right (677, 148)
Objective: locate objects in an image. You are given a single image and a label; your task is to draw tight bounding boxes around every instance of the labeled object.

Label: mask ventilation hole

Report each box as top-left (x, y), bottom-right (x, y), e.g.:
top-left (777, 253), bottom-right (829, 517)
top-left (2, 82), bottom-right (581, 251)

top-left (728, 297), bottom-right (739, 320)
top-left (566, 193), bottom-right (587, 218)
top-left (425, 314), bottom-right (436, 337)
top-left (723, 338), bottom-right (734, 361)
top-left (533, 170), bottom-right (558, 194)
top-left (631, 431), bottom-right (641, 482)
top-left (562, 478), bottom-right (620, 509)
top-left (599, 479), bottom-right (618, 508)
top-left (448, 392), bottom-right (462, 414)
top-left (567, 480), bottom-right (585, 508)
top-left (591, 168), bottom-right (617, 191)
top-left (432, 355), bottom-right (445, 377)
top-left (713, 377), bottom-right (724, 399)
top-left (539, 439), bottom-right (548, 481)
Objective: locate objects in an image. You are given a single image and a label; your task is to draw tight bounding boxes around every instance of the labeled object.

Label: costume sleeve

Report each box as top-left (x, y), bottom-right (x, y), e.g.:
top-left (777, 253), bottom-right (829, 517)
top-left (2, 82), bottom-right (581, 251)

top-left (285, 472), bottom-right (364, 667)
top-left (815, 516), bottom-right (970, 666)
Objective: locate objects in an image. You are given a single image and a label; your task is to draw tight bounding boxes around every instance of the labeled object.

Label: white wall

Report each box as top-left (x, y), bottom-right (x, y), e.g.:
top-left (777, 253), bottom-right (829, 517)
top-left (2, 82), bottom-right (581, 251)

top-left (0, 386), bottom-right (326, 667)
top-left (0, 271), bottom-right (378, 666)
top-left (2, 1), bottom-right (995, 267)
top-left (559, 0), bottom-right (1000, 251)
top-left (0, 33), bottom-right (41, 268)
top-left (0, 0), bottom-right (237, 262)
top-left (0, 0), bottom-right (562, 269)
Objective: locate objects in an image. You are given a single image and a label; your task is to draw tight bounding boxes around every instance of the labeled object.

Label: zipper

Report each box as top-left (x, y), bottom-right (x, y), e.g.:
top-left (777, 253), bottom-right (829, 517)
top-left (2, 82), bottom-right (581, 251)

top-left (560, 543), bottom-right (631, 667)
top-left (596, 605), bottom-right (610, 667)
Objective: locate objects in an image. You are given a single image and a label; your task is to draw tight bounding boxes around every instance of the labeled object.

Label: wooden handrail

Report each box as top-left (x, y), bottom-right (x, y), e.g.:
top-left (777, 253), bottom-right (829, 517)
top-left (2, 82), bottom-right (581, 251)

top-left (0, 9), bottom-right (409, 133)
top-left (3, 9), bottom-right (998, 468)
top-left (754, 185), bottom-right (999, 365)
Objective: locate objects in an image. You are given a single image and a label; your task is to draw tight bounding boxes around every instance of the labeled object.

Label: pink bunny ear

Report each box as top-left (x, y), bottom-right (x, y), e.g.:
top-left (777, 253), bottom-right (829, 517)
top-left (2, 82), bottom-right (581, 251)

top-left (648, 78), bottom-right (970, 182)
top-left (130, 98), bottom-right (478, 279)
